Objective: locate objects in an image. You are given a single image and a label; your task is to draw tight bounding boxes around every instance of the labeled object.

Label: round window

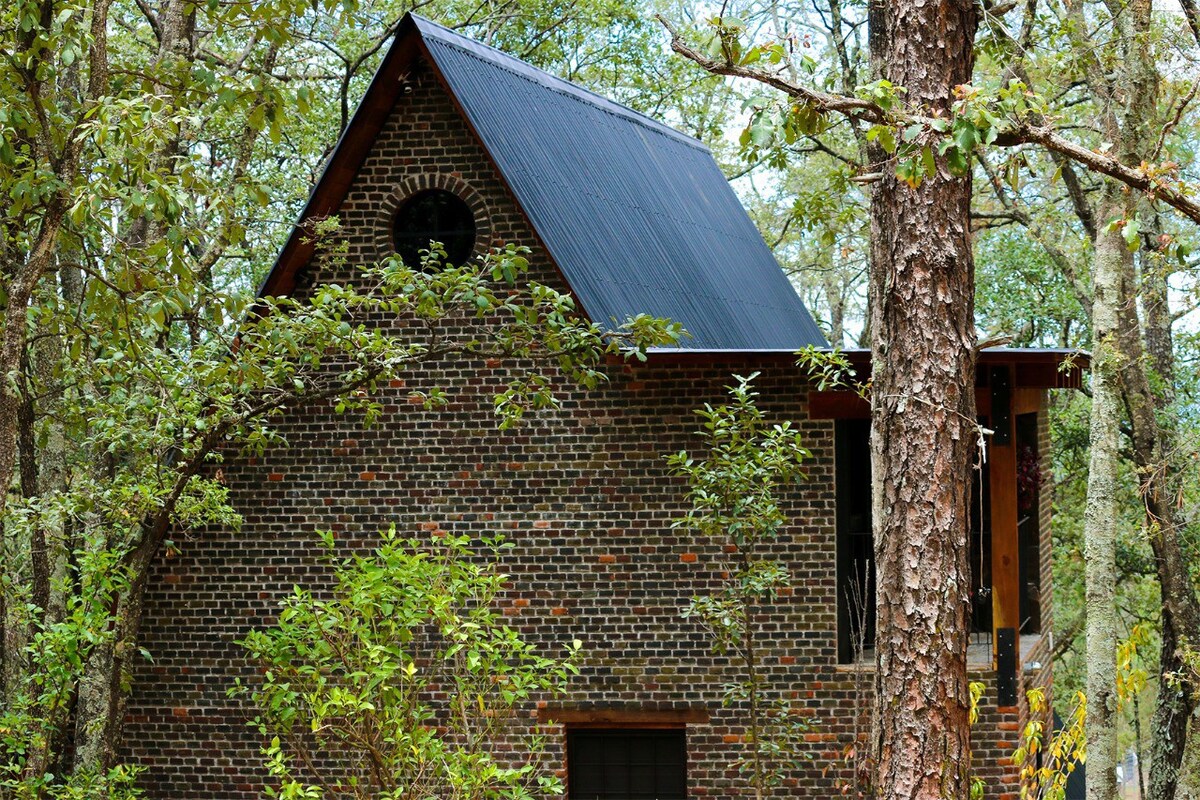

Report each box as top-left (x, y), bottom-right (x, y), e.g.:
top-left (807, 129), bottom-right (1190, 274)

top-left (392, 189), bottom-right (477, 268)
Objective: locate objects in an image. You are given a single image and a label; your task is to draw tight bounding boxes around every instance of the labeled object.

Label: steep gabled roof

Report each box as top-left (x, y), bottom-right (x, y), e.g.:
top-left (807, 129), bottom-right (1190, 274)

top-left (262, 14), bottom-right (828, 352)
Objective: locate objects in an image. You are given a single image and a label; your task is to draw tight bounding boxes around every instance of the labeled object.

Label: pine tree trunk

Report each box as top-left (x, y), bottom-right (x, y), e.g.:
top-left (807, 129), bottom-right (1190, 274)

top-left (866, 3), bottom-right (979, 798)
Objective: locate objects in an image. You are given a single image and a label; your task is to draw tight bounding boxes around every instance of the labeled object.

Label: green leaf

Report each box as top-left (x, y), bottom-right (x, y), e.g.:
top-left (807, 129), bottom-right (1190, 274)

top-left (945, 146), bottom-right (971, 176)
top-left (879, 127), bottom-right (897, 154)
top-left (954, 123), bottom-right (977, 153)
top-left (1122, 218), bottom-right (1141, 251)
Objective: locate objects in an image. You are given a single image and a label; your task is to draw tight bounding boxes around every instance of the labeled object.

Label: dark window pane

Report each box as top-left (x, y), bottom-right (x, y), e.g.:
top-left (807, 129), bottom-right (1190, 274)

top-left (568, 729), bottom-right (687, 799)
top-left (574, 762), bottom-right (604, 793)
top-left (836, 416), bottom-right (1001, 663)
top-left (392, 189), bottom-right (476, 268)
top-left (835, 419), bottom-right (876, 664)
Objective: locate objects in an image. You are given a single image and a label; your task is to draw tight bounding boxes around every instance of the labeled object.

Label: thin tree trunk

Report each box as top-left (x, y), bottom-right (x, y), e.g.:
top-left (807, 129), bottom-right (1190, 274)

top-left (1179, 727), bottom-right (1200, 799)
top-left (1098, 4), bottom-right (1200, 798)
top-left (0, 0), bottom-right (109, 723)
top-left (867, 3), bottom-right (979, 799)
top-left (1082, 188), bottom-right (1126, 800)
top-left (1134, 692), bottom-right (1146, 800)
top-left (1120, 246), bottom-right (1200, 800)
top-left (822, 269), bottom-right (846, 348)
top-left (1147, 619), bottom-right (1195, 800)
top-left (68, 0), bottom-right (193, 777)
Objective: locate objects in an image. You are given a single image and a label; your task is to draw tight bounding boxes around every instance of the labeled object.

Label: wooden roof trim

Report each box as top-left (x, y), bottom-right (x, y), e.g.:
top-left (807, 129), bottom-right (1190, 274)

top-left (259, 19), bottom-right (423, 298)
top-left (258, 16), bottom-right (593, 331)
top-left (642, 347), bottom-right (1087, 388)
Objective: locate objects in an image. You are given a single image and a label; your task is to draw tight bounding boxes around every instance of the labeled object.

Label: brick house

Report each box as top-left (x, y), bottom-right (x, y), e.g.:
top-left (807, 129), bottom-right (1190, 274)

top-left (125, 15), bottom-right (1084, 798)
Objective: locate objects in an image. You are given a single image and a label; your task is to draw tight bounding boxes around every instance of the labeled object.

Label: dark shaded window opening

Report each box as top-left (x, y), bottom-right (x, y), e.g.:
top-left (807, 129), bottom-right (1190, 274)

top-left (835, 419), bottom-right (874, 664)
top-left (567, 728), bottom-right (687, 800)
top-left (835, 420), bottom-right (996, 664)
top-left (392, 189), bottom-right (476, 268)
top-left (964, 434), bottom-right (993, 647)
top-left (1017, 412), bottom-right (1042, 634)
top-left (968, 450), bottom-right (993, 644)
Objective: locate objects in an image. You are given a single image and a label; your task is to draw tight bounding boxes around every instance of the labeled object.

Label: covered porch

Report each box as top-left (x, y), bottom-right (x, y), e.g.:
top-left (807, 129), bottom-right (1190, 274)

top-left (810, 347), bottom-right (1087, 699)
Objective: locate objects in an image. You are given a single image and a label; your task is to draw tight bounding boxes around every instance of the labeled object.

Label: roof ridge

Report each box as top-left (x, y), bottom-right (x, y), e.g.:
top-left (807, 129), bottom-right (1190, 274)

top-left (410, 13), bottom-right (709, 152)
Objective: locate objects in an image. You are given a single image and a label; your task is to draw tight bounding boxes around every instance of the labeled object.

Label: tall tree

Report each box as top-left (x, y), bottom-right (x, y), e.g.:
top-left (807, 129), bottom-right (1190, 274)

top-left (665, 3), bottom-right (981, 797)
top-left (662, 3), bottom-right (1200, 797)
top-left (863, 4), bottom-right (980, 798)
top-left (971, 4), bottom-right (1200, 794)
top-left (0, 1), bottom-right (680, 795)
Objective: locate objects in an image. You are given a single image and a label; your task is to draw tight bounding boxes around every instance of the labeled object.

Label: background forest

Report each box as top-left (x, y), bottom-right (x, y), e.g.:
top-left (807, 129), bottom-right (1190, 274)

top-left (1, 0), bottom-right (1198, 798)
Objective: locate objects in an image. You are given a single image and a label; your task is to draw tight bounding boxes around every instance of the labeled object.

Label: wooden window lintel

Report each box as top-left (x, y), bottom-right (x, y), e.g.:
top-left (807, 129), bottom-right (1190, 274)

top-left (538, 707), bottom-right (708, 726)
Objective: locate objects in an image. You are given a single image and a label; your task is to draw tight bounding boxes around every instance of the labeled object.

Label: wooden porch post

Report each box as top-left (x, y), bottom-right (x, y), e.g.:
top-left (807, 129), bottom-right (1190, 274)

top-left (988, 364), bottom-right (1021, 675)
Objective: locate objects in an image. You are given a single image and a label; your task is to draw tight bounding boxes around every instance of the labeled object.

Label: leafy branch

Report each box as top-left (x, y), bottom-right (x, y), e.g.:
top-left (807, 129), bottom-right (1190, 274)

top-left (668, 374), bottom-right (812, 799)
top-left (657, 14), bottom-right (1200, 223)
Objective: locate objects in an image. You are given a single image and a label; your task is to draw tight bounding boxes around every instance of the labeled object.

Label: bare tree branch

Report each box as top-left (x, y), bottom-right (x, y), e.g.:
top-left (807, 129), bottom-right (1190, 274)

top-left (656, 15), bottom-right (883, 121)
top-left (657, 15), bottom-right (1200, 224)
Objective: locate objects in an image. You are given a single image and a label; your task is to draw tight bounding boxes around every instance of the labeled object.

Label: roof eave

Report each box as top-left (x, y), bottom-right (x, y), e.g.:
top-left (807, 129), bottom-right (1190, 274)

top-left (258, 15), bottom-right (423, 299)
top-left (639, 346), bottom-right (1089, 388)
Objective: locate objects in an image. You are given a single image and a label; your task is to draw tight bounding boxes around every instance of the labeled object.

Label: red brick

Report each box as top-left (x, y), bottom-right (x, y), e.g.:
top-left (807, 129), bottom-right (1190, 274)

top-left (123, 53), bottom-right (1047, 800)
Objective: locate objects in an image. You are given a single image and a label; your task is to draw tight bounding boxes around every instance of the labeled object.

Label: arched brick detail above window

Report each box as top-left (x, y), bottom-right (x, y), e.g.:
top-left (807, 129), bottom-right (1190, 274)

top-left (374, 173), bottom-right (491, 265)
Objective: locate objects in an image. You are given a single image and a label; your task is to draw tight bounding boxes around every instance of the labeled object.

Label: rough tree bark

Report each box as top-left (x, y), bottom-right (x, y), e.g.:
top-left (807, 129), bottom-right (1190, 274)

top-left (1117, 206), bottom-right (1200, 800)
top-left (0, 0), bottom-right (110, 723)
top-left (1068, 3), bottom-right (1200, 797)
top-left (1073, 1), bottom-right (1138, 788)
top-left (865, 3), bottom-right (979, 799)
top-left (1128, 17), bottom-right (1200, 800)
top-left (1083, 186), bottom-right (1125, 800)
top-left (1121, 225), bottom-right (1200, 800)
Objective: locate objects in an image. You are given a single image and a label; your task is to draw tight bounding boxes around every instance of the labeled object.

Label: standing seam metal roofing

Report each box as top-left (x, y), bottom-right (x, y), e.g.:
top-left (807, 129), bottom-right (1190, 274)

top-left (411, 15), bottom-right (827, 351)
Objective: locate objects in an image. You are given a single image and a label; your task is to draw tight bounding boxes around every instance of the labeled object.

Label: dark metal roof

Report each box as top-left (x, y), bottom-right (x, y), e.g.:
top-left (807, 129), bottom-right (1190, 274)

top-left (414, 15), bottom-right (826, 350)
top-left (260, 15), bottom-right (826, 351)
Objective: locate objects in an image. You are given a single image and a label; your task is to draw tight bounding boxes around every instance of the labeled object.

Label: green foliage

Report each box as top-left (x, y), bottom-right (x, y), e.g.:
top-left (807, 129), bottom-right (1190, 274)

top-left (795, 346), bottom-right (864, 394)
top-left (669, 374), bottom-right (809, 553)
top-left (975, 231), bottom-right (1087, 348)
top-left (1, 0), bottom-right (693, 790)
top-left (1014, 627), bottom-right (1153, 799)
top-left (668, 374), bottom-right (812, 795)
top-left (1014, 688), bottom-right (1087, 800)
top-left (233, 529), bottom-right (579, 800)
top-left (0, 226), bottom-right (676, 794)
top-left (698, 11), bottom-right (1053, 188)
top-left (0, 528), bottom-right (147, 800)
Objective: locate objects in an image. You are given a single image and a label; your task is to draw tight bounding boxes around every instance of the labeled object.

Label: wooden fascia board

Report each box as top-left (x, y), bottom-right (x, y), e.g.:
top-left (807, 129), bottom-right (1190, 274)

top-left (260, 26), bottom-right (422, 299)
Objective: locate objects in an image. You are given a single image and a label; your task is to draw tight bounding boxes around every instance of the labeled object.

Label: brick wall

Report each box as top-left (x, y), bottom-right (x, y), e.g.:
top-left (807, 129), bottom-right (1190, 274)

top-left (123, 53), bottom-right (1039, 799)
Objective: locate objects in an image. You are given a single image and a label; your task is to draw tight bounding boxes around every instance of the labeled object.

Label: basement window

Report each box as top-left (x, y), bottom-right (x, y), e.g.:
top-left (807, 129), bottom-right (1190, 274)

top-left (392, 188), bottom-right (477, 268)
top-left (567, 729), bottom-right (687, 800)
